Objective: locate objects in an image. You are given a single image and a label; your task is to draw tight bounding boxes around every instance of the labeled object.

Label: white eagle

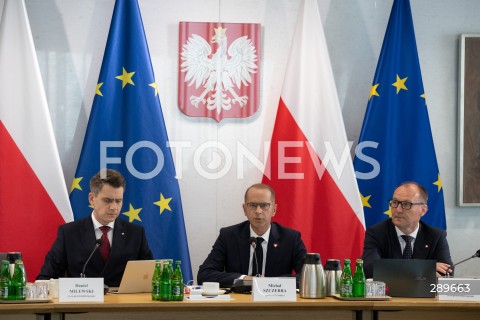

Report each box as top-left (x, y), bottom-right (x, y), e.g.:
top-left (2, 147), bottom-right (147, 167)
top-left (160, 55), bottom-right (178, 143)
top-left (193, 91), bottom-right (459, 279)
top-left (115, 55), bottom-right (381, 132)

top-left (180, 27), bottom-right (258, 114)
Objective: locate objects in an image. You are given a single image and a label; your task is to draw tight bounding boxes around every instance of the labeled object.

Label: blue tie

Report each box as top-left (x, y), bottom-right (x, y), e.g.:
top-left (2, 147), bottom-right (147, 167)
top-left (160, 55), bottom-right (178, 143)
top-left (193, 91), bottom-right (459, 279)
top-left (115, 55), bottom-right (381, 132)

top-left (401, 235), bottom-right (413, 259)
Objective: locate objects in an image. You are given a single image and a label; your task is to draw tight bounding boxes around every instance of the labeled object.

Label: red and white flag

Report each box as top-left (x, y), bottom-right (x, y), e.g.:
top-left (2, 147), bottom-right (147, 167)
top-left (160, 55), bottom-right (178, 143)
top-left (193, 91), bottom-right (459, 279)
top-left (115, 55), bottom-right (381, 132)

top-left (262, 0), bottom-right (365, 265)
top-left (0, 0), bottom-right (73, 281)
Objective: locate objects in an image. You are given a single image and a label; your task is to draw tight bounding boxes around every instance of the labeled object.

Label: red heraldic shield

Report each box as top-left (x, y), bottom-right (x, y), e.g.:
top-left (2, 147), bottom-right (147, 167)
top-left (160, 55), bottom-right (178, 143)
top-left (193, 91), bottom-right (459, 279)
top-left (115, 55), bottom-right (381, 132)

top-left (178, 22), bottom-right (261, 122)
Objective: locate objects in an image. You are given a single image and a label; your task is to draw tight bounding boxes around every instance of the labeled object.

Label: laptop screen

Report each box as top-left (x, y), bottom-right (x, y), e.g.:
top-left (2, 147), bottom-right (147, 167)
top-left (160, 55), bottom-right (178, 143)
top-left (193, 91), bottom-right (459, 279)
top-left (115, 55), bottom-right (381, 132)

top-left (373, 259), bottom-right (436, 297)
top-left (117, 260), bottom-right (156, 293)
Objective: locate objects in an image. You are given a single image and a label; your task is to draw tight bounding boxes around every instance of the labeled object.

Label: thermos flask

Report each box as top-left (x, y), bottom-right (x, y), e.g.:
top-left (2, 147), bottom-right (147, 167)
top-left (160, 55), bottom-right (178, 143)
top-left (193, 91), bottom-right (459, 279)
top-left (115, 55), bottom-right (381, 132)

top-left (299, 253), bottom-right (326, 298)
top-left (324, 259), bottom-right (342, 296)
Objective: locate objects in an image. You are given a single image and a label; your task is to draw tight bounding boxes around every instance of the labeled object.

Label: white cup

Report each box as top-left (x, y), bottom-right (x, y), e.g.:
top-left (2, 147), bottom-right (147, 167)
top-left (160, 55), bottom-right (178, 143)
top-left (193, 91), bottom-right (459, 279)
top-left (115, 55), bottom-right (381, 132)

top-left (48, 278), bottom-right (59, 299)
top-left (202, 282), bottom-right (220, 294)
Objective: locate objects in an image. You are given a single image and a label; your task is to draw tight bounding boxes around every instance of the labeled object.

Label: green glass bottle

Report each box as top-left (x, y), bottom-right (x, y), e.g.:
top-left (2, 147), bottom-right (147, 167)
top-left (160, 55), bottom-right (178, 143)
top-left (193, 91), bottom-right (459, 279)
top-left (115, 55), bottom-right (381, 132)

top-left (151, 260), bottom-right (162, 301)
top-left (0, 260), bottom-right (10, 300)
top-left (159, 261), bottom-right (172, 301)
top-left (171, 260), bottom-right (184, 301)
top-left (340, 259), bottom-right (353, 298)
top-left (167, 259), bottom-right (174, 277)
top-left (6, 262), bottom-right (15, 300)
top-left (352, 259), bottom-right (366, 298)
top-left (13, 260), bottom-right (26, 300)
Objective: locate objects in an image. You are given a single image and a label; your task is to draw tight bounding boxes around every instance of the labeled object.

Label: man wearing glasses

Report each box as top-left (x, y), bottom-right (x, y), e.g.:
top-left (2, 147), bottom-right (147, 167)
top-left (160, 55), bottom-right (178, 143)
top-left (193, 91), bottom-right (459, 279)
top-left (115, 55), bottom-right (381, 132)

top-left (362, 181), bottom-right (453, 278)
top-left (197, 183), bottom-right (307, 288)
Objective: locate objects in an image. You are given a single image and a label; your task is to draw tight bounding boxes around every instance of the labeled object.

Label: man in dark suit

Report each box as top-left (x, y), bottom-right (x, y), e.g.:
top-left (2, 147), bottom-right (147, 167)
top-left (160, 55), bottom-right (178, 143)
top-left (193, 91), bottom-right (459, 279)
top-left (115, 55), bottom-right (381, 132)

top-left (37, 169), bottom-right (152, 287)
top-left (362, 181), bottom-right (453, 278)
top-left (197, 183), bottom-right (307, 288)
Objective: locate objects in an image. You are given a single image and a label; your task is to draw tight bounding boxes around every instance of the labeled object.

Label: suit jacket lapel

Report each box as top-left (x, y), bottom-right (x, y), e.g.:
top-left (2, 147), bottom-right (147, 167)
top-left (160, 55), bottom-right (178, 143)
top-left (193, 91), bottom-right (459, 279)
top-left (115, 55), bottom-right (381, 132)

top-left (265, 223), bottom-right (280, 276)
top-left (80, 217), bottom-right (105, 274)
top-left (102, 219), bottom-right (127, 274)
top-left (240, 223), bottom-right (251, 274)
top-left (388, 220), bottom-right (403, 259)
top-left (413, 223), bottom-right (429, 259)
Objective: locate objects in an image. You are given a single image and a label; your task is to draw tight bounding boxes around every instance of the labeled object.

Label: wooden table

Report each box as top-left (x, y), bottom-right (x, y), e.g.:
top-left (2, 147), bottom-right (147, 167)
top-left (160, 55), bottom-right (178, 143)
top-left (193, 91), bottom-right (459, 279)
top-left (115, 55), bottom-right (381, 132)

top-left (54, 293), bottom-right (368, 320)
top-left (373, 297), bottom-right (480, 320)
top-left (0, 300), bottom-right (52, 320)
top-left (2, 294), bottom-right (480, 320)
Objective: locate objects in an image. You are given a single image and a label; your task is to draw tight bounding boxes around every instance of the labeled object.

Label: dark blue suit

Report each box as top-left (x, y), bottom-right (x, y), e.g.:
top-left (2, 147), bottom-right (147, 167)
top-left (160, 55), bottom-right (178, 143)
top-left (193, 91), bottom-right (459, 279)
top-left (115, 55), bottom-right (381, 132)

top-left (37, 216), bottom-right (152, 286)
top-left (362, 219), bottom-right (453, 278)
top-left (197, 221), bottom-right (307, 287)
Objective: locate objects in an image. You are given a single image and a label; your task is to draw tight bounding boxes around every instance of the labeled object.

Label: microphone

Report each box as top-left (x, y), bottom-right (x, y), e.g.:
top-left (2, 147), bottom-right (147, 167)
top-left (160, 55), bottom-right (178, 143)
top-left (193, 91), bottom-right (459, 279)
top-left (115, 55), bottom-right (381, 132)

top-left (250, 236), bottom-right (257, 248)
top-left (250, 237), bottom-right (260, 277)
top-left (81, 239), bottom-right (103, 278)
top-left (452, 249), bottom-right (480, 268)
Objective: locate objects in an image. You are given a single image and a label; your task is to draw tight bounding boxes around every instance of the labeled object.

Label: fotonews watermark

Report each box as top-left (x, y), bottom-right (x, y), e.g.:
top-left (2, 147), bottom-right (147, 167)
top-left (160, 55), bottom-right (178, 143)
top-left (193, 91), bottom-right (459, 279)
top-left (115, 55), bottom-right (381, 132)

top-left (99, 140), bottom-right (380, 180)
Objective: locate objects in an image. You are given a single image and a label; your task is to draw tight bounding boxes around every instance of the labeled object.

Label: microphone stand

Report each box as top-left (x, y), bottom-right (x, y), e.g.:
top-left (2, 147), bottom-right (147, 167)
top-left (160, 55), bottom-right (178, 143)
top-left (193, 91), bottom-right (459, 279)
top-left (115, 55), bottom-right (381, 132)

top-left (81, 239), bottom-right (103, 278)
top-left (250, 237), bottom-right (260, 277)
top-left (452, 250), bottom-right (480, 267)
top-left (445, 249), bottom-right (480, 277)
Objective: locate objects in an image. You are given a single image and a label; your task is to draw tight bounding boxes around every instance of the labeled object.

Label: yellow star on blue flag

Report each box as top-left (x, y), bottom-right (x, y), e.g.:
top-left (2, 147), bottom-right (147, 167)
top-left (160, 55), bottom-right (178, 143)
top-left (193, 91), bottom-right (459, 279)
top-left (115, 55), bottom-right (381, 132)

top-left (353, 0), bottom-right (446, 230)
top-left (70, 0), bottom-right (192, 281)
top-left (154, 193), bottom-right (172, 214)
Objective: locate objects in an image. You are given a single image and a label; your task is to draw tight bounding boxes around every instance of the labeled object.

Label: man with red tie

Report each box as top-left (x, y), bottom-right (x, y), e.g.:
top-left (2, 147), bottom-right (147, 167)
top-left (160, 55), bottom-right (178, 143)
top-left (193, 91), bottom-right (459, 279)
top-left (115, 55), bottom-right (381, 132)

top-left (37, 169), bottom-right (152, 287)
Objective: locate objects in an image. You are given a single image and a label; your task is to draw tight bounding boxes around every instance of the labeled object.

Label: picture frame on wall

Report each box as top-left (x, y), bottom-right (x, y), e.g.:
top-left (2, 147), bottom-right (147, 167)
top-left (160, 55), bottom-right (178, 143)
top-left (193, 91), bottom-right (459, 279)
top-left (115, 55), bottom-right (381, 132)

top-left (458, 34), bottom-right (480, 206)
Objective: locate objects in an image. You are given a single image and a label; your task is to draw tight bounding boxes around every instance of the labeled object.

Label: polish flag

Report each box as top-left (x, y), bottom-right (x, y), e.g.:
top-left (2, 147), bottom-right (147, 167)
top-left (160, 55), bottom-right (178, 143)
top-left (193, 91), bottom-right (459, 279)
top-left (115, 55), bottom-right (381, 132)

top-left (0, 0), bottom-right (73, 281)
top-left (262, 0), bottom-right (365, 265)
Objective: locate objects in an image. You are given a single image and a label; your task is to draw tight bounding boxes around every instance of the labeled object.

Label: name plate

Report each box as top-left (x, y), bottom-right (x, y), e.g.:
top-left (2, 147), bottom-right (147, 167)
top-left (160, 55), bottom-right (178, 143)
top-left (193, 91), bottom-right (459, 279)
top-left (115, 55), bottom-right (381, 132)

top-left (59, 278), bottom-right (104, 302)
top-left (436, 277), bottom-right (480, 301)
top-left (252, 277), bottom-right (296, 301)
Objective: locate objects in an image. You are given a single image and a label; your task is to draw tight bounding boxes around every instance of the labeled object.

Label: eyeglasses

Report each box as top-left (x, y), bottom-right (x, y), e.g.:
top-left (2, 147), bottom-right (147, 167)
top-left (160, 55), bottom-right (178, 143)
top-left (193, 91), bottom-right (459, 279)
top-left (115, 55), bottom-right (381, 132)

top-left (388, 199), bottom-right (424, 210)
top-left (246, 202), bottom-right (272, 210)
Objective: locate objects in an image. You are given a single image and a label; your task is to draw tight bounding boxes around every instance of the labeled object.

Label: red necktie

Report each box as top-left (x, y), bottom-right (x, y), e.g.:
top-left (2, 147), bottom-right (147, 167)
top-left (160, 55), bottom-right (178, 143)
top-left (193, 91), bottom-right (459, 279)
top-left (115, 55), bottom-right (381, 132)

top-left (99, 226), bottom-right (111, 261)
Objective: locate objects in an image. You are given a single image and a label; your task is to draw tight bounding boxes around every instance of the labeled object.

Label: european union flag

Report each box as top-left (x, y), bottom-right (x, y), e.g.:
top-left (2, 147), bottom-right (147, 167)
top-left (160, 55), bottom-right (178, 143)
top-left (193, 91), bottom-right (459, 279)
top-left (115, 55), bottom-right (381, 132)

top-left (353, 0), bottom-right (446, 229)
top-left (70, 0), bottom-right (193, 281)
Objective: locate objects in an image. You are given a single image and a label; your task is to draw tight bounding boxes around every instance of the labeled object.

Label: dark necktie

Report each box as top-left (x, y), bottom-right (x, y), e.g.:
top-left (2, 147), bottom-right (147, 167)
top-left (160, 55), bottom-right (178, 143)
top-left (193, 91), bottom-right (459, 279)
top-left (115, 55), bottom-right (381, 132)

top-left (99, 226), bottom-right (111, 261)
top-left (401, 235), bottom-right (413, 259)
top-left (253, 237), bottom-right (264, 276)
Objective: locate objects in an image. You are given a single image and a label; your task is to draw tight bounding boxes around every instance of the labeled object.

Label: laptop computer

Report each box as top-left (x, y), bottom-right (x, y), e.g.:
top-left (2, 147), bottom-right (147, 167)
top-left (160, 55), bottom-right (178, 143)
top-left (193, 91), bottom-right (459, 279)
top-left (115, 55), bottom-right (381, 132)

top-left (373, 259), bottom-right (436, 297)
top-left (117, 260), bottom-right (156, 293)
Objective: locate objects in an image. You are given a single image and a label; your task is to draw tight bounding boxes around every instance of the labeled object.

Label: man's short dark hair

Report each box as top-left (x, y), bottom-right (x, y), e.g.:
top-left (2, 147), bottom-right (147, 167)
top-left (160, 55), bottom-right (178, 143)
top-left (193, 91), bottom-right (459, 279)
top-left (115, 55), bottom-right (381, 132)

top-left (90, 169), bottom-right (126, 195)
top-left (395, 181), bottom-right (428, 203)
top-left (244, 183), bottom-right (276, 203)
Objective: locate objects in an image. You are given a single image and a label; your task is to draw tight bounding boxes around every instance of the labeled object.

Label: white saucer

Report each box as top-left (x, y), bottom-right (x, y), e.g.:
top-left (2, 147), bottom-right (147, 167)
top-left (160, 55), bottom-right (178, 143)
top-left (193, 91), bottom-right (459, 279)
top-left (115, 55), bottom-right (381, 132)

top-left (201, 289), bottom-right (226, 296)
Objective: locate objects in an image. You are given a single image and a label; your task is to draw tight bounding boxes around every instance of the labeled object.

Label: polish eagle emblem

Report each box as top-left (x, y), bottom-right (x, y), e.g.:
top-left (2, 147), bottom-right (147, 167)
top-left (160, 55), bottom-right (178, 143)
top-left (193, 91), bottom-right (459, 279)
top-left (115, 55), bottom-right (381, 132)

top-left (179, 24), bottom-right (260, 122)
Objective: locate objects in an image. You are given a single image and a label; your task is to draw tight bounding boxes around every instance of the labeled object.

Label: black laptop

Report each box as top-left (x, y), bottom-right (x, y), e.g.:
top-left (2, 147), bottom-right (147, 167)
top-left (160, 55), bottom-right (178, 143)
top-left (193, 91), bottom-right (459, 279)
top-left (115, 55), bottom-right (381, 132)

top-left (373, 259), bottom-right (436, 297)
